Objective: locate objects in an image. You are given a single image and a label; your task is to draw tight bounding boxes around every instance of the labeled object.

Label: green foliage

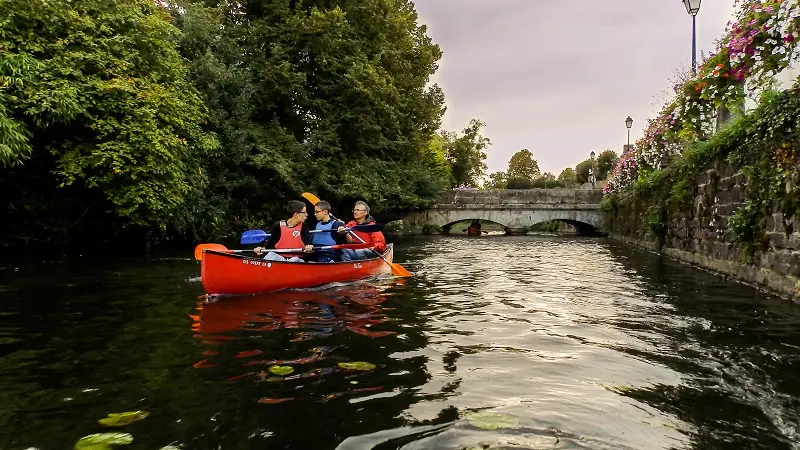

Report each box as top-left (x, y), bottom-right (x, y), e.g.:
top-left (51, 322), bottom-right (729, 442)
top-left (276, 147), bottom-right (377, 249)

top-left (557, 167), bottom-right (577, 184)
top-left (506, 149), bottom-right (540, 180)
top-left (599, 194), bottom-right (618, 213)
top-left (74, 433), bottom-right (133, 450)
top-left (0, 0), bottom-right (452, 247)
top-left (605, 87), bottom-right (800, 257)
top-left (668, 179), bottom-right (694, 213)
top-left (575, 158), bottom-right (593, 184)
top-left (596, 150), bottom-right (618, 179)
top-left (443, 119), bottom-right (491, 188)
top-left (483, 171), bottom-right (508, 189)
top-left (728, 200), bottom-right (762, 254)
top-left (529, 220), bottom-right (560, 232)
top-left (0, 0), bottom-right (214, 244)
top-left (98, 411), bottom-right (149, 427)
top-left (641, 204), bottom-right (667, 244)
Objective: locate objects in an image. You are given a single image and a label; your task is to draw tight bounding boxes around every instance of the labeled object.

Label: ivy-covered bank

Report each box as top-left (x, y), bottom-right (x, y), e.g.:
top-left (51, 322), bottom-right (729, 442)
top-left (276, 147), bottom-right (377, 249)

top-left (602, 88), bottom-right (800, 299)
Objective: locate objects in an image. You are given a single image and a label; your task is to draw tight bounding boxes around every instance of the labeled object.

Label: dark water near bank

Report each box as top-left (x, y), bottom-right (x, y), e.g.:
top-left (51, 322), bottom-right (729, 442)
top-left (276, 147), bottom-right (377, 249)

top-left (1, 236), bottom-right (799, 450)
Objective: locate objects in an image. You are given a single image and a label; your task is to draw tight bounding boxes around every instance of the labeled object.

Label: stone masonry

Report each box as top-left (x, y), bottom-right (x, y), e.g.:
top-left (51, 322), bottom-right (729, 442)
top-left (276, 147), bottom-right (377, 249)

top-left (607, 160), bottom-right (800, 300)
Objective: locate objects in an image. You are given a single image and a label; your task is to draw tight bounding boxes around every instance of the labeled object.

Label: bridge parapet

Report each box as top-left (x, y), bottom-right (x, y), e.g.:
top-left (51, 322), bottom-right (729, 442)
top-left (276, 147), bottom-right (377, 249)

top-left (437, 189), bottom-right (604, 206)
top-left (400, 188), bottom-right (606, 235)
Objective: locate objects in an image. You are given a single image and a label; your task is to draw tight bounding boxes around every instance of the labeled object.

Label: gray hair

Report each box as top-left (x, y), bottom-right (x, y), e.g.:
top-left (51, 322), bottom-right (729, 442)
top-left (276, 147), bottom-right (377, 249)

top-left (354, 200), bottom-right (370, 214)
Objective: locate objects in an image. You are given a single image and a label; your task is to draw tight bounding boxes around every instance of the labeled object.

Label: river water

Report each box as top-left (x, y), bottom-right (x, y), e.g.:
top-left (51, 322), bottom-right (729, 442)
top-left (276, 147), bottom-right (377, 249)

top-left (1, 235), bottom-right (799, 450)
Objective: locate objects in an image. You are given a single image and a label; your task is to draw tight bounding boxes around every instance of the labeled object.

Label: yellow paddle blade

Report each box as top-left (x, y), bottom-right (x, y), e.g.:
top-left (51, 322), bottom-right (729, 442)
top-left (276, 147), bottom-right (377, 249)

top-left (301, 192), bottom-right (321, 205)
top-left (194, 243), bottom-right (229, 261)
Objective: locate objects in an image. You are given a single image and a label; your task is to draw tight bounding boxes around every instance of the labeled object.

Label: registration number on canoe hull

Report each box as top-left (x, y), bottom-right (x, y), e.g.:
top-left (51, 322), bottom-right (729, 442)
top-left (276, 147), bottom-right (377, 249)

top-left (242, 260), bottom-right (363, 269)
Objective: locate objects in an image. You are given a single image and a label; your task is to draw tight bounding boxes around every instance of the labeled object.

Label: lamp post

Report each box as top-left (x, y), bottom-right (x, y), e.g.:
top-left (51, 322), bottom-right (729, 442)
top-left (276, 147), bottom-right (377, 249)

top-left (589, 150), bottom-right (596, 189)
top-left (625, 116), bottom-right (633, 147)
top-left (682, 0), bottom-right (702, 75)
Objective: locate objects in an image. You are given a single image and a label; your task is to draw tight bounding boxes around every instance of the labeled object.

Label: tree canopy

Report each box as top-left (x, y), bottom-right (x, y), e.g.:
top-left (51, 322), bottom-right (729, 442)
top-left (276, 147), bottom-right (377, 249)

top-left (0, 0), bottom-right (457, 248)
top-left (443, 119), bottom-right (491, 188)
top-left (506, 149), bottom-right (541, 180)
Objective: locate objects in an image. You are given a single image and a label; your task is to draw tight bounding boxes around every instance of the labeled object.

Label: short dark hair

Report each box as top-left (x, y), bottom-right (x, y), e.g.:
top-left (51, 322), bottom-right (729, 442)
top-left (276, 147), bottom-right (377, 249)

top-left (287, 200), bottom-right (306, 215)
top-left (315, 200), bottom-right (331, 211)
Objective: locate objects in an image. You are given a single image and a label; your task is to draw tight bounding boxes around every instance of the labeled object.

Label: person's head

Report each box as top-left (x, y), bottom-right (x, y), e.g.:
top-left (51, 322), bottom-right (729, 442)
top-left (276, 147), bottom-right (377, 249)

top-left (287, 200), bottom-right (308, 221)
top-left (353, 201), bottom-right (369, 221)
top-left (314, 201), bottom-right (332, 221)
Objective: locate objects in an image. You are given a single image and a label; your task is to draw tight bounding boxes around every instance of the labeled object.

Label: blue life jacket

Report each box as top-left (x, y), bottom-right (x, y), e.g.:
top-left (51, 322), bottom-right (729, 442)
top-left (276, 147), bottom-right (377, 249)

top-left (312, 220), bottom-right (338, 248)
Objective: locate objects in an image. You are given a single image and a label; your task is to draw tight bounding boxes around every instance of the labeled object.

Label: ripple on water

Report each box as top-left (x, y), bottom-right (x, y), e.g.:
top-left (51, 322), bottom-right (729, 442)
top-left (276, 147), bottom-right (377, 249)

top-left (0, 236), bottom-right (799, 449)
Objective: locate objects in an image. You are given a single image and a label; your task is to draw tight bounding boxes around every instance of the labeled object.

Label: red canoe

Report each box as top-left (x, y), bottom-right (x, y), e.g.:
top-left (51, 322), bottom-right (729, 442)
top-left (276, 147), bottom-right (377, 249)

top-left (200, 244), bottom-right (394, 296)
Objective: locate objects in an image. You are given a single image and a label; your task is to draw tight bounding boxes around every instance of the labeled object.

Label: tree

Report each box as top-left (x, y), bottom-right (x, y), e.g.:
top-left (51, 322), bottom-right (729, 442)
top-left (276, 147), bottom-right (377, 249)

top-left (575, 159), bottom-right (594, 184)
top-left (444, 119), bottom-right (491, 188)
top-left (596, 150), bottom-right (619, 179)
top-left (506, 149), bottom-right (540, 180)
top-left (558, 168), bottom-right (577, 184)
top-left (0, 0), bottom-right (215, 245)
top-left (483, 171), bottom-right (507, 189)
top-left (539, 172), bottom-right (555, 181)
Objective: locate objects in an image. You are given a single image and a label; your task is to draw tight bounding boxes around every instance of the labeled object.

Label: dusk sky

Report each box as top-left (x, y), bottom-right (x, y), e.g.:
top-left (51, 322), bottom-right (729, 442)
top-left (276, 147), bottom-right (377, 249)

top-left (414, 0), bottom-right (736, 176)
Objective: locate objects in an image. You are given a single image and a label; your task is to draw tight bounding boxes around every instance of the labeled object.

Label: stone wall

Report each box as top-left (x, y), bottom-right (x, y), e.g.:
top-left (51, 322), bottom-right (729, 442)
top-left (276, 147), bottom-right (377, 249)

top-left (605, 159), bottom-right (800, 300)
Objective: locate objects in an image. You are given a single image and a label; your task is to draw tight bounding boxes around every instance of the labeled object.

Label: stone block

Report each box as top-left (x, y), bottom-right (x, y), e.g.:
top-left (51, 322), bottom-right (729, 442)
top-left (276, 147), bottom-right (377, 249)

top-left (774, 213), bottom-right (785, 232)
top-left (772, 252), bottom-right (792, 274)
top-left (790, 252), bottom-right (800, 277)
top-left (728, 185), bottom-right (743, 203)
top-left (769, 232), bottom-right (787, 248)
top-left (766, 215), bottom-right (776, 232)
top-left (788, 233), bottom-right (800, 250)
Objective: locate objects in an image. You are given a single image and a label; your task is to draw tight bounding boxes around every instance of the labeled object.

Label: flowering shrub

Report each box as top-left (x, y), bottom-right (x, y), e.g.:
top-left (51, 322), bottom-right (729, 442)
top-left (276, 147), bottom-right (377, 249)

top-left (606, 0), bottom-right (800, 196)
top-left (603, 151), bottom-right (638, 195)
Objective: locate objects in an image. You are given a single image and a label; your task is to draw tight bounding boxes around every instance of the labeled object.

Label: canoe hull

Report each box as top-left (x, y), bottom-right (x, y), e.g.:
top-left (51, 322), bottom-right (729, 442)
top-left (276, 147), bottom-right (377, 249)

top-left (200, 244), bottom-right (394, 296)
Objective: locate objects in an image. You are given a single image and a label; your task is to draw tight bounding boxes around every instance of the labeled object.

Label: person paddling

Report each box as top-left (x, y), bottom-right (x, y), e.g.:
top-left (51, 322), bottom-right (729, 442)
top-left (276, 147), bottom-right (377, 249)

top-left (312, 200), bottom-right (346, 263)
top-left (254, 200), bottom-right (313, 262)
top-left (337, 201), bottom-right (386, 261)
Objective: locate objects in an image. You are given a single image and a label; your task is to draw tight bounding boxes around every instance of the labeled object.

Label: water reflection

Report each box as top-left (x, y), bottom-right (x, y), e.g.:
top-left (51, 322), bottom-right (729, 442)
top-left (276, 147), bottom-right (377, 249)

top-left (1, 237), bottom-right (799, 450)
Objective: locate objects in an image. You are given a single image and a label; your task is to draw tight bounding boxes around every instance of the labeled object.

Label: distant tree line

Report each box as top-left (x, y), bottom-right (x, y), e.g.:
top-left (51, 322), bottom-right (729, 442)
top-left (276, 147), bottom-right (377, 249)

top-left (483, 149), bottom-right (619, 189)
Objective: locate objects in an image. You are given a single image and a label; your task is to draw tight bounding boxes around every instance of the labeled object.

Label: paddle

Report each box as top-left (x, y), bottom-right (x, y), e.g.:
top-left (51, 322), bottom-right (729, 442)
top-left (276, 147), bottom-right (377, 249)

top-left (300, 192), bottom-right (412, 277)
top-left (240, 223), bottom-right (385, 245)
top-left (193, 242), bottom-right (374, 261)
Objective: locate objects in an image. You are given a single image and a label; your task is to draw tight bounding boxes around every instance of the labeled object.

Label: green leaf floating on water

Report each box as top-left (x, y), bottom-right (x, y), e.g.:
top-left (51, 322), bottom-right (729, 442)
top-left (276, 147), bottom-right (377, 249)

top-left (74, 432), bottom-right (133, 450)
top-left (463, 411), bottom-right (519, 430)
top-left (268, 365), bottom-right (294, 375)
top-left (98, 411), bottom-right (149, 427)
top-left (338, 361), bottom-right (376, 371)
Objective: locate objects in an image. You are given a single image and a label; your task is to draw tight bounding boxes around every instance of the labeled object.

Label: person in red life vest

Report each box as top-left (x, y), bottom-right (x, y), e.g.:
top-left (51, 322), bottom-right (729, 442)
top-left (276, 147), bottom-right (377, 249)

top-left (254, 200), bottom-right (313, 262)
top-left (337, 200), bottom-right (386, 261)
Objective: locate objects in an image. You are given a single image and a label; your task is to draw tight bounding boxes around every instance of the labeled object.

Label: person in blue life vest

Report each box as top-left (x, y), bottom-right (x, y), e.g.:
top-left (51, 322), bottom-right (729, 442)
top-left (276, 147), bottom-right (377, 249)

top-left (254, 200), bottom-right (313, 262)
top-left (312, 200), bottom-right (346, 262)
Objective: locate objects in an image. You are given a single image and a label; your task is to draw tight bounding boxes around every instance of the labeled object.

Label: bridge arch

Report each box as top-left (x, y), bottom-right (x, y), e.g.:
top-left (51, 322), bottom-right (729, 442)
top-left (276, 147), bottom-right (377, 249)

top-left (398, 188), bottom-right (605, 236)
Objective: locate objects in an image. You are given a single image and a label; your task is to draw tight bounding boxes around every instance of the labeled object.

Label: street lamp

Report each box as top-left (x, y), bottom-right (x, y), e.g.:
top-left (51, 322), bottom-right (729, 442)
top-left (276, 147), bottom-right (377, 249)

top-left (589, 150), bottom-right (596, 189)
top-left (682, 0), bottom-right (702, 75)
top-left (625, 116), bottom-right (633, 147)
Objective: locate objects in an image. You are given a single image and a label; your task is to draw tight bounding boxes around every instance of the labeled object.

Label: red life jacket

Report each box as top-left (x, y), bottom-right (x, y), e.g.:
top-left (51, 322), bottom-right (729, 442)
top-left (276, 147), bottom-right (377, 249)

top-left (275, 221), bottom-right (305, 257)
top-left (345, 220), bottom-right (386, 253)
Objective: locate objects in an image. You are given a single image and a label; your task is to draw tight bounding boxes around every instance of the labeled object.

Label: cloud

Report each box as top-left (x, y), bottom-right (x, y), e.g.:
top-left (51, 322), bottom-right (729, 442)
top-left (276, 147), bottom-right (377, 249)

top-left (416, 0), bottom-right (736, 174)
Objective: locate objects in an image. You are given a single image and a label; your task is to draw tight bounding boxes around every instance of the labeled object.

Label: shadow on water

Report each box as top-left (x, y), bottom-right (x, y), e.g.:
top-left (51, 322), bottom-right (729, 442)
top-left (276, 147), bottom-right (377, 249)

top-left (602, 242), bottom-right (800, 450)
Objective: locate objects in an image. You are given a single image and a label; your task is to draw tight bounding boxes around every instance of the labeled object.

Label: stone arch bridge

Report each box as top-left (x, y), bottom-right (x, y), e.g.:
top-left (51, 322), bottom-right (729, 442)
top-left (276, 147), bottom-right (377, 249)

top-left (398, 189), bottom-right (605, 235)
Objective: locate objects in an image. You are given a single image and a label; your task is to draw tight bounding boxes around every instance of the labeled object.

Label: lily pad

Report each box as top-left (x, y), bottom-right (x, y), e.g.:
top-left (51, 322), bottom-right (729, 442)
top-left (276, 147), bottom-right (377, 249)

top-left (337, 361), bottom-right (376, 371)
top-left (268, 365), bottom-right (294, 375)
top-left (463, 411), bottom-right (519, 430)
top-left (98, 411), bottom-right (149, 427)
top-left (74, 432), bottom-right (133, 450)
